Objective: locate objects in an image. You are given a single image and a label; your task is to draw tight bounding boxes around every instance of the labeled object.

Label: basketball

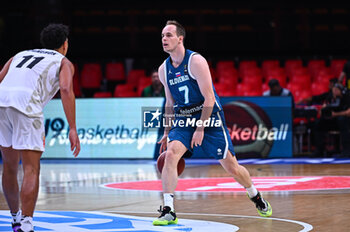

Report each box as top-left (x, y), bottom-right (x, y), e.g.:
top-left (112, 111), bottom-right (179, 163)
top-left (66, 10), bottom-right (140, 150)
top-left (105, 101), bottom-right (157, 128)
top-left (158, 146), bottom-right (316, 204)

top-left (157, 151), bottom-right (185, 176)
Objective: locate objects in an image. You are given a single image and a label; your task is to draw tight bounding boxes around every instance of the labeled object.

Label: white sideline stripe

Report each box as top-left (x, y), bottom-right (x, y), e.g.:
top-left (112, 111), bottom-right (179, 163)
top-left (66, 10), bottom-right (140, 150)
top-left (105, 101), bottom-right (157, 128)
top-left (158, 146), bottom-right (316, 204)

top-left (105, 211), bottom-right (313, 232)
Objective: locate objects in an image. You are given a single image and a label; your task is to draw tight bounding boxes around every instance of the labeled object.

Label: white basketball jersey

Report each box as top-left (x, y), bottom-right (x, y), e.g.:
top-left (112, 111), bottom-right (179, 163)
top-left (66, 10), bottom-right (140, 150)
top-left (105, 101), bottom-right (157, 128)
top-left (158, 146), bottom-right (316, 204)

top-left (0, 49), bottom-right (65, 117)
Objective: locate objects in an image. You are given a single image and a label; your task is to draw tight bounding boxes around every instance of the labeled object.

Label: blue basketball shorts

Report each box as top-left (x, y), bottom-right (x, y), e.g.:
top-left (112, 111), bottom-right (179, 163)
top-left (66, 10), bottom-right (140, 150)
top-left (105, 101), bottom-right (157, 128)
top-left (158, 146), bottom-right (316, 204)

top-left (168, 110), bottom-right (235, 160)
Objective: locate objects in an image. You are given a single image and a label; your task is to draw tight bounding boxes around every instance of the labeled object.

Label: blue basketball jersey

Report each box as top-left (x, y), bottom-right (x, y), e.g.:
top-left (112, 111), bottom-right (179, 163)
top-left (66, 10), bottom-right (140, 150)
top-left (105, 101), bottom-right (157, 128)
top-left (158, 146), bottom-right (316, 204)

top-left (164, 49), bottom-right (222, 114)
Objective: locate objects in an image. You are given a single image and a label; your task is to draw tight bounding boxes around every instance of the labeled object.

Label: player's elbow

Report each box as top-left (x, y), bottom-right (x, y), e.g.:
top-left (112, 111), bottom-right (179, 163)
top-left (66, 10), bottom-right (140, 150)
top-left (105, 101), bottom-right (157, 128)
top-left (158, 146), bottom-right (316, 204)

top-left (204, 94), bottom-right (216, 106)
top-left (60, 84), bottom-right (73, 96)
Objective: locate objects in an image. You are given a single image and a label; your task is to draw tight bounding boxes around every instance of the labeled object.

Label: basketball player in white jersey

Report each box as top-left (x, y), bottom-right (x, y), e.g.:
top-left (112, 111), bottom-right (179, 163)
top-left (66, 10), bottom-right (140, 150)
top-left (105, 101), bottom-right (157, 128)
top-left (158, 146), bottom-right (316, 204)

top-left (0, 24), bottom-right (80, 232)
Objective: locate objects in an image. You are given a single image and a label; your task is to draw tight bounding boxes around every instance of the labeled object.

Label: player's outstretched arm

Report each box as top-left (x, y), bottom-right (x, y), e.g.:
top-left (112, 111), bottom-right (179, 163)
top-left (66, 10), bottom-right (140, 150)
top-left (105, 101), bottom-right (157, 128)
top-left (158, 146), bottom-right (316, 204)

top-left (59, 58), bottom-right (80, 157)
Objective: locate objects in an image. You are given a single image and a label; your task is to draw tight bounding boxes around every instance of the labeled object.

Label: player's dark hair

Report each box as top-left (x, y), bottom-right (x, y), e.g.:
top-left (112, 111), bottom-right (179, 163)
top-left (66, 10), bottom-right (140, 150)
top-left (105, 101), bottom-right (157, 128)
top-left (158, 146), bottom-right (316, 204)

top-left (166, 20), bottom-right (186, 42)
top-left (40, 24), bottom-right (69, 49)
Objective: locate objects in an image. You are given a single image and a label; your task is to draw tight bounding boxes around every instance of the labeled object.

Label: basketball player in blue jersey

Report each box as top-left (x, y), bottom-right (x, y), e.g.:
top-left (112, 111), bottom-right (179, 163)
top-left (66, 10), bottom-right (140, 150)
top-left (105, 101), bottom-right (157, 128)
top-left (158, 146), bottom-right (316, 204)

top-left (153, 20), bottom-right (272, 226)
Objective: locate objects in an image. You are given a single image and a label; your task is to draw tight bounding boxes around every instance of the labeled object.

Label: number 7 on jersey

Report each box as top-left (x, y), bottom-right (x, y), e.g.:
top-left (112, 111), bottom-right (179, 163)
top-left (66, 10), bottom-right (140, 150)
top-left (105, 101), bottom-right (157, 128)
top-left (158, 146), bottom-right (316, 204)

top-left (178, 85), bottom-right (189, 104)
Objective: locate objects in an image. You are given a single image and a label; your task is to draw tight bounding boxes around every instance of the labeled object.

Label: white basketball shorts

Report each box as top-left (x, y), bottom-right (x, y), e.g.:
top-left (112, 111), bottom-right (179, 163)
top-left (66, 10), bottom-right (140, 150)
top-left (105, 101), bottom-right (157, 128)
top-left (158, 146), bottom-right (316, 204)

top-left (0, 107), bottom-right (45, 151)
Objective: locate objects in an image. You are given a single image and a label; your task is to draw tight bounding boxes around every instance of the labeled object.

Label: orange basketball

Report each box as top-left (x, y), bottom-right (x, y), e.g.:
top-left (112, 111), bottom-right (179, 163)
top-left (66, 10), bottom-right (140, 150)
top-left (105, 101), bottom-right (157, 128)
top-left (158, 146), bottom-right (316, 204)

top-left (157, 151), bottom-right (185, 176)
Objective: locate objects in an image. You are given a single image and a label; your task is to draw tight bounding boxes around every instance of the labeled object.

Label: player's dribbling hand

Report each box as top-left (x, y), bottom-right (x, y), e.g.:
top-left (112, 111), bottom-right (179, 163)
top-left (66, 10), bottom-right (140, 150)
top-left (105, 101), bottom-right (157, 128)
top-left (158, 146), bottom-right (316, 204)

top-left (191, 129), bottom-right (204, 149)
top-left (69, 128), bottom-right (81, 157)
top-left (158, 134), bottom-right (168, 154)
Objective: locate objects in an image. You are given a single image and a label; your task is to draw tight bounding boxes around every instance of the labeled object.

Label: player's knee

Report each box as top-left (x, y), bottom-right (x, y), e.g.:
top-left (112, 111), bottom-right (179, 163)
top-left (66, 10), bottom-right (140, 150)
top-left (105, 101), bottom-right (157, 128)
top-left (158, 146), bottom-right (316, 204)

top-left (164, 150), bottom-right (178, 167)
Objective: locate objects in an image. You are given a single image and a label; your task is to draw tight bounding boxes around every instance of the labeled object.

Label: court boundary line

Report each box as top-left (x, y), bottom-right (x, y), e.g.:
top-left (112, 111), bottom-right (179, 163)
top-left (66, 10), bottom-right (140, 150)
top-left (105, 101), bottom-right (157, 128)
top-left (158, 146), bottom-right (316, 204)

top-left (104, 210), bottom-right (313, 232)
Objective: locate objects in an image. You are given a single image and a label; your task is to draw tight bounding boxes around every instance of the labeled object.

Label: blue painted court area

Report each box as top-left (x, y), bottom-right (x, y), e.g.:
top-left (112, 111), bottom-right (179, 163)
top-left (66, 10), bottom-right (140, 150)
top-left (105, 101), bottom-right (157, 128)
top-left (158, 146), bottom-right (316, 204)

top-left (0, 211), bottom-right (238, 232)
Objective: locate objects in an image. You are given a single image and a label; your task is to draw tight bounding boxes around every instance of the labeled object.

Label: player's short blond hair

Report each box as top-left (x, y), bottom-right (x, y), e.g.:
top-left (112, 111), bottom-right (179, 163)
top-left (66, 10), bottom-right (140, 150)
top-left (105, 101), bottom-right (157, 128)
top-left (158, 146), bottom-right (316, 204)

top-left (166, 20), bottom-right (186, 41)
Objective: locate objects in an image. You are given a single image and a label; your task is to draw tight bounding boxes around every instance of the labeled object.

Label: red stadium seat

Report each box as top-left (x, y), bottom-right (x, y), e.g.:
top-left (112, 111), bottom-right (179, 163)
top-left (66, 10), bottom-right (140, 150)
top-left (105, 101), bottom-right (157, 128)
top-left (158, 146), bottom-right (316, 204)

top-left (93, 91), bottom-right (112, 98)
top-left (217, 68), bottom-right (238, 84)
top-left (294, 89), bottom-right (312, 103)
top-left (287, 82), bottom-right (304, 96)
top-left (216, 60), bottom-right (235, 71)
top-left (262, 82), bottom-right (269, 93)
top-left (80, 63), bottom-right (102, 89)
top-left (240, 67), bottom-right (262, 82)
top-left (113, 83), bottom-right (137, 97)
top-left (285, 59), bottom-right (303, 78)
top-left (314, 67), bottom-right (334, 82)
top-left (105, 62), bottom-right (125, 82)
top-left (330, 59), bottom-right (347, 77)
top-left (236, 83), bottom-right (262, 96)
top-left (308, 59), bottom-right (326, 79)
top-left (127, 69), bottom-right (146, 86)
top-left (311, 82), bottom-right (329, 96)
top-left (214, 83), bottom-right (235, 97)
top-left (290, 74), bottom-right (312, 90)
top-left (238, 60), bottom-right (257, 79)
top-left (72, 63), bottom-right (82, 97)
top-left (209, 67), bottom-right (218, 83)
top-left (242, 74), bottom-right (263, 88)
top-left (80, 63), bottom-right (103, 97)
top-left (265, 67), bottom-right (287, 87)
top-left (138, 77), bottom-right (152, 96)
top-left (262, 60), bottom-right (280, 78)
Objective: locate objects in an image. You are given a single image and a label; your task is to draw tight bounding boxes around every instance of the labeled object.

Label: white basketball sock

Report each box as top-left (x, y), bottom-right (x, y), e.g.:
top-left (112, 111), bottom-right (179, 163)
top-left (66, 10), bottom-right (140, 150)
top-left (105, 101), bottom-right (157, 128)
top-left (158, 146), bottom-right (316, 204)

top-left (11, 210), bottom-right (21, 223)
top-left (163, 193), bottom-right (174, 210)
top-left (246, 184), bottom-right (258, 198)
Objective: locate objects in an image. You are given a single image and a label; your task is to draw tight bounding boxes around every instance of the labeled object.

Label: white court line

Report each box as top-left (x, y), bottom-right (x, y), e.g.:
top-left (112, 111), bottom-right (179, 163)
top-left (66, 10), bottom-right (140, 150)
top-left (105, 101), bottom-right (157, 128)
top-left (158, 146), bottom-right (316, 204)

top-left (105, 211), bottom-right (313, 232)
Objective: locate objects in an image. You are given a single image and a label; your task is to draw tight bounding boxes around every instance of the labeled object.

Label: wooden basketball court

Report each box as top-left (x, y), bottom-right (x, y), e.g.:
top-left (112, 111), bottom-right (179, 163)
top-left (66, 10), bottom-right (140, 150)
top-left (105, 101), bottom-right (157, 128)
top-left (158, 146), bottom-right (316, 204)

top-left (0, 159), bottom-right (349, 231)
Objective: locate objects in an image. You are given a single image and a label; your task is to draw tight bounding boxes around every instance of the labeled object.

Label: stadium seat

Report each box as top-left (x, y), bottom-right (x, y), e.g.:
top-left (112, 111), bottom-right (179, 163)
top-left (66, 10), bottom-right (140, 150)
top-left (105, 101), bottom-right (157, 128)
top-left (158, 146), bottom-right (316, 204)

top-left (80, 63), bottom-right (103, 97)
top-left (216, 60), bottom-right (235, 71)
top-left (210, 67), bottom-right (218, 83)
top-left (284, 59), bottom-right (303, 78)
top-left (265, 67), bottom-right (287, 87)
top-left (80, 63), bottom-right (102, 88)
top-left (93, 91), bottom-right (112, 98)
top-left (238, 60), bottom-right (257, 79)
top-left (138, 77), bottom-right (152, 96)
top-left (290, 74), bottom-right (312, 90)
top-left (72, 63), bottom-right (82, 98)
top-left (113, 83), bottom-right (137, 97)
top-left (314, 67), bottom-right (334, 82)
top-left (287, 82), bottom-right (304, 97)
top-left (262, 60), bottom-right (280, 78)
top-left (294, 89), bottom-right (312, 103)
top-left (127, 69), bottom-right (146, 86)
top-left (240, 67), bottom-right (262, 81)
top-left (330, 59), bottom-right (347, 77)
top-left (105, 62), bottom-right (126, 82)
top-left (217, 67), bottom-right (238, 84)
top-left (216, 60), bottom-right (235, 78)
top-left (242, 74), bottom-right (263, 88)
top-left (214, 82), bottom-right (235, 97)
top-left (308, 59), bottom-right (326, 79)
top-left (236, 83), bottom-right (262, 96)
top-left (311, 82), bottom-right (329, 96)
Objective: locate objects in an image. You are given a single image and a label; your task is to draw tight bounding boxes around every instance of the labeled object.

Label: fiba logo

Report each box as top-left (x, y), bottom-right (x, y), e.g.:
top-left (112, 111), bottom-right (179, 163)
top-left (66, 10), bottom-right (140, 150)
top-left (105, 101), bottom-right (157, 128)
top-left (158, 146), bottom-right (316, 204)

top-left (223, 101), bottom-right (274, 158)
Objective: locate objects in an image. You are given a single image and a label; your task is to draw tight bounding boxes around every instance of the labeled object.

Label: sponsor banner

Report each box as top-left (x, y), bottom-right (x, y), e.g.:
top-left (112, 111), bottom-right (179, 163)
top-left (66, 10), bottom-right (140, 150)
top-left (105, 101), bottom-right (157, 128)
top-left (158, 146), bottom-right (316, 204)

top-left (43, 97), bottom-right (291, 159)
top-left (42, 98), bottom-right (164, 158)
top-left (219, 96), bottom-right (293, 158)
top-left (102, 176), bottom-right (350, 192)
